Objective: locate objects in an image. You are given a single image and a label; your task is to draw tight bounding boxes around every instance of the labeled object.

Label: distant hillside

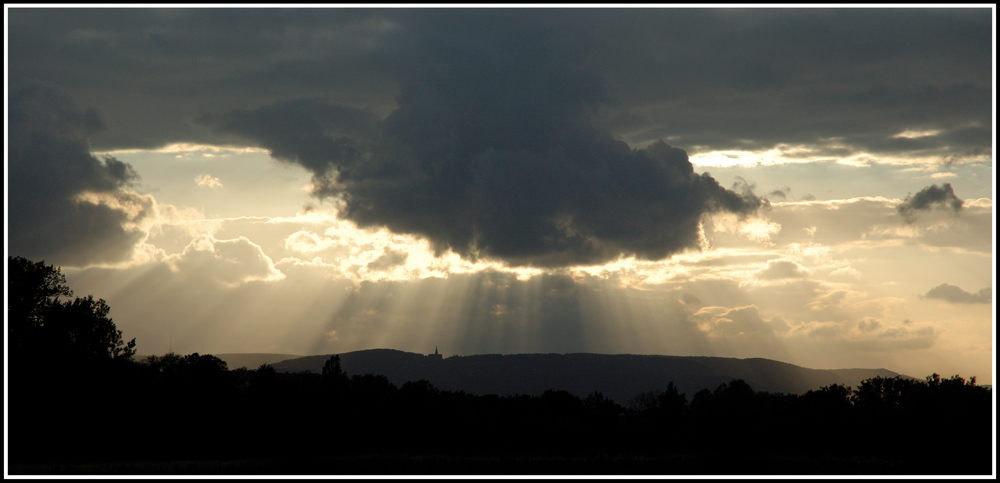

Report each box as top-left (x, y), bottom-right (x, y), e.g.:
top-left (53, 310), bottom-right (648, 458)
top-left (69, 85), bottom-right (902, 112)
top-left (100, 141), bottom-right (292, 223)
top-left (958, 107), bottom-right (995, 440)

top-left (214, 353), bottom-right (302, 370)
top-left (270, 349), bottom-right (908, 404)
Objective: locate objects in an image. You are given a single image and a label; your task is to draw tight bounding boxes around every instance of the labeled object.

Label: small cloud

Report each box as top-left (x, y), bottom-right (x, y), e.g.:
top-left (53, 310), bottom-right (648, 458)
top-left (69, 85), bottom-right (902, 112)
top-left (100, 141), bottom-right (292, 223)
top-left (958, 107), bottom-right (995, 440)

top-left (857, 317), bottom-right (881, 333)
top-left (756, 259), bottom-right (810, 280)
top-left (195, 173), bottom-right (223, 189)
top-left (921, 283), bottom-right (991, 304)
top-left (711, 213), bottom-right (781, 244)
top-left (892, 129), bottom-right (942, 139)
top-left (806, 290), bottom-right (848, 312)
top-left (693, 305), bottom-right (782, 338)
top-left (875, 325), bottom-right (935, 344)
top-left (930, 172), bottom-right (958, 179)
top-left (740, 218), bottom-right (781, 244)
top-left (680, 292), bottom-right (702, 307)
top-left (284, 230), bottom-right (335, 253)
top-left (767, 186), bottom-right (791, 200)
top-left (165, 234), bottom-right (284, 286)
top-left (366, 248), bottom-right (409, 272)
top-left (829, 266), bottom-right (861, 280)
top-left (806, 322), bottom-right (843, 339)
top-left (896, 183), bottom-right (962, 220)
top-left (939, 147), bottom-right (987, 167)
top-left (800, 194), bottom-right (816, 201)
top-left (795, 319), bottom-right (936, 351)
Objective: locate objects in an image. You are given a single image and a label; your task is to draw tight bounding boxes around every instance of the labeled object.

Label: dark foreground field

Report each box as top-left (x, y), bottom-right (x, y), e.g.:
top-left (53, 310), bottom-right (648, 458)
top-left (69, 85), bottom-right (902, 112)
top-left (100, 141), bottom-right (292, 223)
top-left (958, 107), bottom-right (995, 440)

top-left (10, 452), bottom-right (931, 476)
top-left (8, 357), bottom-right (993, 476)
top-left (7, 258), bottom-right (992, 477)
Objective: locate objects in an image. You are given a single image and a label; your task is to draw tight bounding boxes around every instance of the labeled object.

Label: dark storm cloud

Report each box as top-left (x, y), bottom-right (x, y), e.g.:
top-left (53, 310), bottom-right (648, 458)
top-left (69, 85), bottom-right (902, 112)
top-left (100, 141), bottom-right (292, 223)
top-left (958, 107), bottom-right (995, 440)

top-left (200, 15), bottom-right (767, 267)
top-left (8, 81), bottom-right (151, 266)
top-left (203, 88), bottom-right (764, 266)
top-left (198, 100), bottom-right (381, 175)
top-left (7, 8), bottom-right (403, 149)
top-left (590, 9), bottom-right (991, 157)
top-left (8, 8), bottom-right (990, 156)
top-left (896, 183), bottom-right (963, 219)
top-left (7, 8), bottom-right (992, 266)
top-left (921, 284), bottom-right (991, 304)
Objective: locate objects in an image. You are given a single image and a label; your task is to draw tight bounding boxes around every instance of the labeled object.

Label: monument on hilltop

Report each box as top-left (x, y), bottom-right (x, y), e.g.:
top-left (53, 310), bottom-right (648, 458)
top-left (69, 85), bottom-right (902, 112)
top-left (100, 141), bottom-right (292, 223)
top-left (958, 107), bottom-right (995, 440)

top-left (427, 346), bottom-right (443, 361)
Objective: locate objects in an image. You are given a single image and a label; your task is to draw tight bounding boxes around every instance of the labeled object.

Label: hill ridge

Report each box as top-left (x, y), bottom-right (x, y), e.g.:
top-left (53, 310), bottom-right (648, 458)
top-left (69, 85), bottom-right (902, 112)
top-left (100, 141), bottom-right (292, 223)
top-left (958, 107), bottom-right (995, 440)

top-left (268, 349), bottom-right (908, 403)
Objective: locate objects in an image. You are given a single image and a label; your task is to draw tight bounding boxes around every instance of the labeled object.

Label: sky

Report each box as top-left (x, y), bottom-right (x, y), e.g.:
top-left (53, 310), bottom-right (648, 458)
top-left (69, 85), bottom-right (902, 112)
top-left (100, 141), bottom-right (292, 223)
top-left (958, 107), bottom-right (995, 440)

top-left (6, 6), bottom-right (995, 384)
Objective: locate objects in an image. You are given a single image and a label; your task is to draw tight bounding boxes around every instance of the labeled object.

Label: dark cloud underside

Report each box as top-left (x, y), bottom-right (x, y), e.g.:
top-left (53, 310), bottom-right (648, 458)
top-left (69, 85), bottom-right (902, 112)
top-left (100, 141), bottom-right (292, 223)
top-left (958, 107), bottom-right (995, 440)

top-left (7, 8), bottom-right (992, 268)
top-left (200, 14), bottom-right (766, 267)
top-left (7, 9), bottom-right (989, 155)
top-left (9, 81), bottom-right (150, 266)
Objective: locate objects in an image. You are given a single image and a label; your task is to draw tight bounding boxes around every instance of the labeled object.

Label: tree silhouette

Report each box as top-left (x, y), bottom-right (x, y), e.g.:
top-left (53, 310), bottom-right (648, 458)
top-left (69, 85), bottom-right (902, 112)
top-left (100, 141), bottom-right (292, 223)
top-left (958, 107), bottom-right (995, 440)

top-left (8, 257), bottom-right (142, 466)
top-left (851, 375), bottom-right (913, 412)
top-left (658, 381), bottom-right (688, 416)
top-left (45, 295), bottom-right (136, 361)
top-left (322, 354), bottom-right (349, 386)
top-left (584, 390), bottom-right (622, 420)
top-left (8, 256), bottom-right (135, 365)
top-left (8, 256), bottom-right (72, 357)
top-left (251, 363), bottom-right (279, 393)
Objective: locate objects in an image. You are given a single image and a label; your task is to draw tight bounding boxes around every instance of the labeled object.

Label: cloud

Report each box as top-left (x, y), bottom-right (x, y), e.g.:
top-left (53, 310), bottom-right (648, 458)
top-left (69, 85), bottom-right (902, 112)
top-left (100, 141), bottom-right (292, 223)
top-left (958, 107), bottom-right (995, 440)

top-left (9, 9), bottom-right (990, 165)
top-left (8, 80), bottom-right (154, 266)
top-left (366, 248), bottom-right (409, 272)
top-left (195, 174), bottom-right (223, 188)
top-left (930, 172), bottom-right (958, 179)
top-left (197, 99), bottom-right (381, 177)
top-left (829, 266), bottom-right (862, 280)
top-left (768, 187), bottom-right (791, 200)
top-left (679, 292), bottom-right (703, 307)
top-left (756, 259), bottom-right (810, 280)
top-left (921, 284), bottom-right (991, 304)
top-left (694, 305), bottom-right (785, 338)
top-left (896, 183), bottom-right (963, 219)
top-left (199, 19), bottom-right (767, 268)
top-left (789, 318), bottom-right (936, 352)
top-left (595, 10), bottom-right (990, 158)
top-left (164, 234), bottom-right (285, 287)
top-left (9, 10), bottom-right (990, 271)
top-left (758, 195), bottom-right (991, 256)
top-left (283, 230), bottom-right (337, 254)
top-left (857, 317), bottom-right (881, 333)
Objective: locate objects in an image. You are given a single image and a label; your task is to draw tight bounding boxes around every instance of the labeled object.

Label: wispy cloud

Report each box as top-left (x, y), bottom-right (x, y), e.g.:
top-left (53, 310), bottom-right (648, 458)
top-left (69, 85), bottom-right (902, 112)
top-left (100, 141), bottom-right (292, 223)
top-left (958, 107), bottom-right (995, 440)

top-left (921, 284), bottom-right (991, 304)
top-left (195, 174), bottom-right (224, 189)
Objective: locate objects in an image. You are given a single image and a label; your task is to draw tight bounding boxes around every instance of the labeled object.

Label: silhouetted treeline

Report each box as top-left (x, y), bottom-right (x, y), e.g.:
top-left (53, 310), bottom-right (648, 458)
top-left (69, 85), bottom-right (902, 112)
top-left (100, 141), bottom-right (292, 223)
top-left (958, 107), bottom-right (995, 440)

top-left (7, 257), bottom-right (993, 474)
